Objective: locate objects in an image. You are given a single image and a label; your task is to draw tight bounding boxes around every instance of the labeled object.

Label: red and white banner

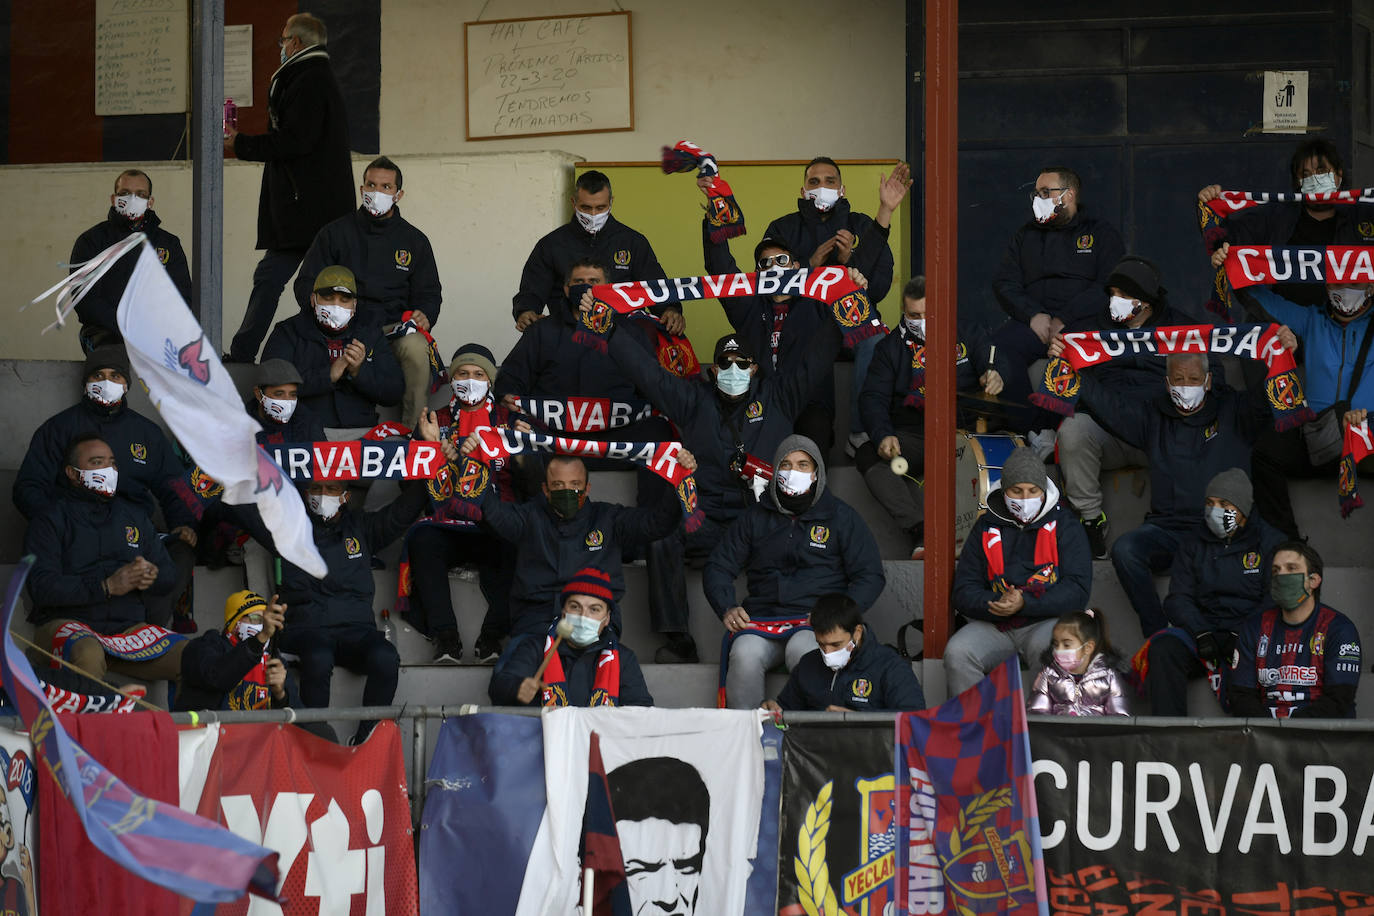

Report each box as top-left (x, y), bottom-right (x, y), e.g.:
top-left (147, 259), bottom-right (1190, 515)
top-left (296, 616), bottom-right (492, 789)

top-left (190, 721), bottom-right (417, 915)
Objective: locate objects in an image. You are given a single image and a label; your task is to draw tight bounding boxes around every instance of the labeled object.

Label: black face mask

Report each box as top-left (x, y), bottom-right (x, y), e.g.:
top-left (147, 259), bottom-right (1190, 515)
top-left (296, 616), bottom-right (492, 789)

top-left (548, 488), bottom-right (584, 519)
top-left (777, 488), bottom-right (813, 515)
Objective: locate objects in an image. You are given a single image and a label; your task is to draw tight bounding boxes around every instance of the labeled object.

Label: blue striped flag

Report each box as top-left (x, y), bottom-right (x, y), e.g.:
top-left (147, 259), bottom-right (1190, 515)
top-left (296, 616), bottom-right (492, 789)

top-left (0, 557), bottom-right (280, 904)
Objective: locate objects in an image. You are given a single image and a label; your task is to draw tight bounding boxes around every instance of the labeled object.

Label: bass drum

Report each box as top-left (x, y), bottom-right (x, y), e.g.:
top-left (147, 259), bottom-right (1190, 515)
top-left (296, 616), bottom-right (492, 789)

top-left (953, 432), bottom-right (1026, 552)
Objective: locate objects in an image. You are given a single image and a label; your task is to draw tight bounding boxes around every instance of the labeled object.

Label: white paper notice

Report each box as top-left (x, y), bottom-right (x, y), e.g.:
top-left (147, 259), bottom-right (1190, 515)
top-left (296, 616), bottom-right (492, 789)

top-left (224, 24), bottom-right (253, 108)
top-left (1263, 70), bottom-right (1308, 134)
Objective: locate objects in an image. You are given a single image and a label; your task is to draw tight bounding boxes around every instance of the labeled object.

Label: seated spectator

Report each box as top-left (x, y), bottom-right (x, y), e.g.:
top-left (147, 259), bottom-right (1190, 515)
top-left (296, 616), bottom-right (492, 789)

top-left (512, 169), bottom-right (672, 332)
top-left (25, 434), bottom-right (185, 686)
top-left (1147, 469), bottom-right (1283, 716)
top-left (14, 346), bottom-right (194, 626)
top-left (705, 222), bottom-right (836, 452)
top-left (401, 343), bottom-right (516, 664)
top-left (1028, 609), bottom-right (1129, 716)
top-left (990, 166), bottom-right (1125, 431)
top-left (293, 156), bottom-right (442, 428)
top-left (593, 288), bottom-right (846, 662)
top-left (1200, 137), bottom-right (1374, 309)
top-left (1235, 272), bottom-right (1374, 539)
top-left (176, 590), bottom-right (296, 712)
top-left (249, 358), bottom-right (325, 444)
top-left (487, 568), bottom-right (652, 707)
top-left (858, 275), bottom-right (1005, 557)
top-left (273, 411), bottom-right (438, 744)
top-left (945, 447), bottom-right (1091, 696)
top-left (705, 435), bottom-right (886, 709)
top-left (763, 593), bottom-right (924, 712)
top-left (1048, 344), bottom-right (1265, 636)
top-left (71, 169), bottom-right (192, 353)
top-left (762, 158), bottom-right (908, 453)
top-left (263, 265), bottom-right (403, 433)
top-left (1055, 256), bottom-right (1199, 558)
top-left (461, 444), bottom-right (689, 639)
top-left (1229, 542), bottom-right (1361, 718)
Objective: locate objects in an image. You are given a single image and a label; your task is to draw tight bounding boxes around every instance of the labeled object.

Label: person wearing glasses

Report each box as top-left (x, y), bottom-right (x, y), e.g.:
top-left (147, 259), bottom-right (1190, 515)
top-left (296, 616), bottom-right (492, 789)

top-left (703, 223), bottom-right (838, 453)
top-left (988, 166), bottom-right (1124, 432)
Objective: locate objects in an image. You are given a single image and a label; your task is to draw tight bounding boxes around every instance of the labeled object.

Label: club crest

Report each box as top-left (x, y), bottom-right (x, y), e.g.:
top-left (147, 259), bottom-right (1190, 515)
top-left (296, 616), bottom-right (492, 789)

top-left (613, 249), bottom-right (631, 266)
top-left (1044, 358), bottom-right (1081, 398)
top-left (125, 526), bottom-right (140, 546)
top-left (129, 443), bottom-right (147, 461)
top-left (395, 249), bottom-right (412, 268)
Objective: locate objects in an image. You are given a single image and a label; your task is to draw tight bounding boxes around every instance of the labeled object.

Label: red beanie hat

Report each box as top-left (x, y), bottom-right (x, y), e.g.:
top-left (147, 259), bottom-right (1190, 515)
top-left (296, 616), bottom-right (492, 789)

top-left (562, 567), bottom-right (613, 604)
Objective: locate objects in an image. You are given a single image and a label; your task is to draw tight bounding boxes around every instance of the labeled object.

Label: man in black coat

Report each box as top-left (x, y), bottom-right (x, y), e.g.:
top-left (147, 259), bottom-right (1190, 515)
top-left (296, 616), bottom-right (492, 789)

top-left (293, 156), bottom-right (444, 429)
top-left (262, 265), bottom-right (403, 430)
top-left (176, 590), bottom-right (296, 712)
top-left (512, 170), bottom-right (675, 332)
top-left (225, 12), bottom-right (354, 363)
top-left (70, 169), bottom-right (192, 352)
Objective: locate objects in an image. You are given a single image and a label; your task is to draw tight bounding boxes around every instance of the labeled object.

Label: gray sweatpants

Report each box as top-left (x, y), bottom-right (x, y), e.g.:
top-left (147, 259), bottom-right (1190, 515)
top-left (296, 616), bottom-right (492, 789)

top-left (942, 618), bottom-right (1058, 696)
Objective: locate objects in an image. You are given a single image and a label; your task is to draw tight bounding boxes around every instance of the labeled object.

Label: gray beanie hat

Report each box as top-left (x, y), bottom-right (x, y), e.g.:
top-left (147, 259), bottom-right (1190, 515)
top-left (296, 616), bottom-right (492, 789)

top-left (1000, 447), bottom-right (1048, 491)
top-left (1206, 467), bottom-right (1253, 516)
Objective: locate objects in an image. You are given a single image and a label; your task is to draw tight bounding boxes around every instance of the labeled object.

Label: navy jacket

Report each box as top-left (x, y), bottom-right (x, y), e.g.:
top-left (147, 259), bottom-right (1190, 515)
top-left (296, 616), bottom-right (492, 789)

top-left (232, 49), bottom-right (354, 251)
top-left (14, 397), bottom-right (192, 528)
top-left (1163, 514), bottom-right (1285, 636)
top-left (764, 197), bottom-right (895, 308)
top-left (606, 318), bottom-right (841, 523)
top-left (992, 209), bottom-right (1126, 327)
top-left (262, 309), bottom-right (403, 428)
top-left (1080, 379), bottom-right (1266, 530)
top-left (859, 324), bottom-right (990, 441)
top-left (952, 482), bottom-right (1092, 625)
top-left (479, 482), bottom-right (683, 636)
top-left (704, 438), bottom-right (885, 621)
top-left (704, 219), bottom-right (834, 408)
top-left (25, 484), bottom-right (178, 632)
top-left (776, 637), bottom-right (924, 711)
top-left (495, 295), bottom-right (656, 403)
top-left (275, 483), bottom-right (429, 631)
top-left (513, 214), bottom-right (665, 320)
top-left (293, 207), bottom-right (442, 328)
top-left (175, 632), bottom-right (300, 712)
top-left (488, 630), bottom-right (652, 707)
top-left (71, 208), bottom-right (192, 339)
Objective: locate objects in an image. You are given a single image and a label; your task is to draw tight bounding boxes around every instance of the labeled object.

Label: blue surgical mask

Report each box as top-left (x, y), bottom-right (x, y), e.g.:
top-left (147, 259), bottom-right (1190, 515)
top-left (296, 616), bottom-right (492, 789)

top-left (565, 613), bottom-right (602, 647)
top-left (716, 363), bottom-right (751, 397)
top-left (1300, 172), bottom-right (1338, 195)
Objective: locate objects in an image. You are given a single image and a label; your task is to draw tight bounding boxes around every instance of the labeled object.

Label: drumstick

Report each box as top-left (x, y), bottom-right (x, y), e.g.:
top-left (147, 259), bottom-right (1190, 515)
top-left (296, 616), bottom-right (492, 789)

top-left (532, 617), bottom-right (576, 682)
top-left (988, 344), bottom-right (996, 367)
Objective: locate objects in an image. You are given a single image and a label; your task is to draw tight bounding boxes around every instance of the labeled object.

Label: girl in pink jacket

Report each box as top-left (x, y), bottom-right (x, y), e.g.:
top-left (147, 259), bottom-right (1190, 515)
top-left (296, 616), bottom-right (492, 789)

top-left (1028, 608), bottom-right (1131, 716)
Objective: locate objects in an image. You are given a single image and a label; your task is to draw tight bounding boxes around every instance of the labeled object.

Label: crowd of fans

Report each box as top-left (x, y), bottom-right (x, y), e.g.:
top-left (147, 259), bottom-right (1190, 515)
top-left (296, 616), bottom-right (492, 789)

top-left (11, 13), bottom-right (1366, 732)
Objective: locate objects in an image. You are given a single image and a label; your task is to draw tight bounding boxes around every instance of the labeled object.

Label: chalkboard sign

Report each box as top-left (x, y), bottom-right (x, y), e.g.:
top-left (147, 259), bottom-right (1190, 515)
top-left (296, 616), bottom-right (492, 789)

top-left (94, 0), bottom-right (188, 116)
top-left (464, 11), bottom-right (633, 141)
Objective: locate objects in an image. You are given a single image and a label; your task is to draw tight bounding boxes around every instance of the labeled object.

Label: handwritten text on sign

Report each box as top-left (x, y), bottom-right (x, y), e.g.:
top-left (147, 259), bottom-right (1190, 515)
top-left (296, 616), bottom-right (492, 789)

top-left (464, 12), bottom-right (633, 140)
top-left (94, 0), bottom-right (189, 116)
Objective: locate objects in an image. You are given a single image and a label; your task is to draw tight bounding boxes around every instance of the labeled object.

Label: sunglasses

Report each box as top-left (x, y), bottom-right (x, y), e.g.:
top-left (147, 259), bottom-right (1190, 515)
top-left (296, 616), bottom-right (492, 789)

top-left (716, 356), bottom-right (755, 369)
top-left (756, 253), bottom-right (792, 270)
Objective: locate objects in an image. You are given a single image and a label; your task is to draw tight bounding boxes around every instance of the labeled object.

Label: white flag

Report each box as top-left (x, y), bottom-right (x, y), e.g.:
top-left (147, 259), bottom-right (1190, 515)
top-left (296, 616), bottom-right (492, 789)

top-left (115, 242), bottom-right (327, 578)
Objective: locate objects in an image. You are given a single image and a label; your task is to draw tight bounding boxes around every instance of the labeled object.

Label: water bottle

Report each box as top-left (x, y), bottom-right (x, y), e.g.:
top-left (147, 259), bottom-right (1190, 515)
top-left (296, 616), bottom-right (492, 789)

top-left (223, 98), bottom-right (237, 137)
top-left (379, 607), bottom-right (396, 643)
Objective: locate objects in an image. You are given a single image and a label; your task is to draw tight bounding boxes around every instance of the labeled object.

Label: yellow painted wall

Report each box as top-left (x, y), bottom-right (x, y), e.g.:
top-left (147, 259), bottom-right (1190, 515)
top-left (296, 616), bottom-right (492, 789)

top-left (575, 160), bottom-right (912, 357)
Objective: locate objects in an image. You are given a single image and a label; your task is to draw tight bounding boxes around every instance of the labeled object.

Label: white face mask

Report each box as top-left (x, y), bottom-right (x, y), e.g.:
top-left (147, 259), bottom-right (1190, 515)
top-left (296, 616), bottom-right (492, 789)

top-left (1053, 648), bottom-right (1082, 672)
top-left (1300, 172), bottom-right (1339, 195)
top-left (777, 468), bottom-right (815, 497)
top-left (1329, 287), bottom-right (1369, 315)
top-left (565, 613), bottom-right (603, 648)
top-left (451, 378), bottom-right (489, 405)
top-left (1006, 494), bottom-right (1041, 523)
top-left (1108, 295), bottom-right (1140, 323)
top-left (804, 187), bottom-right (842, 212)
top-left (308, 493), bottom-right (343, 519)
top-left (85, 378), bottom-right (126, 406)
top-left (114, 193), bottom-right (149, 220)
top-left (1204, 504), bottom-right (1239, 538)
top-left (1032, 194), bottom-right (1061, 223)
top-left (260, 395), bottom-right (297, 423)
top-left (716, 363), bottom-right (751, 397)
top-left (821, 640), bottom-right (854, 671)
top-left (75, 466), bottom-right (118, 496)
top-left (362, 189), bottom-right (395, 217)
top-left (903, 316), bottom-right (926, 339)
top-left (236, 621), bottom-right (264, 643)
top-left (575, 209), bottom-right (610, 234)
top-left (1169, 383), bottom-right (1207, 412)
top-left (315, 302), bottom-right (353, 331)
top-left (280, 43), bottom-right (291, 65)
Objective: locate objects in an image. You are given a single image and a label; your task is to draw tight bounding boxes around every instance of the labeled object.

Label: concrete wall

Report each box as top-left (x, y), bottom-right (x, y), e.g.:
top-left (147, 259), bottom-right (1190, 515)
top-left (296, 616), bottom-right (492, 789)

top-left (378, 0), bottom-right (908, 161)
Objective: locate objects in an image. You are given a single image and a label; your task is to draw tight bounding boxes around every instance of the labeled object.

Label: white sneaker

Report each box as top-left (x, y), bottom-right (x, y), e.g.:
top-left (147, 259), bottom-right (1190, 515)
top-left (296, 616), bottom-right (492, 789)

top-left (1027, 428), bottom-right (1057, 461)
top-left (846, 431), bottom-right (870, 458)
